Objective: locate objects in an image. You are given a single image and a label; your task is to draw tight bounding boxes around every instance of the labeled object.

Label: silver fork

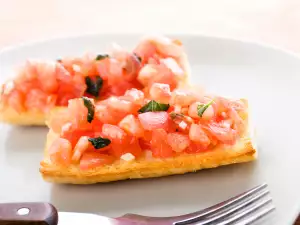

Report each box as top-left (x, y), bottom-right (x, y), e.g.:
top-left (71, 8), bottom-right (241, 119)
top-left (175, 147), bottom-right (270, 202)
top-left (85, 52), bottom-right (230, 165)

top-left (117, 183), bottom-right (275, 225)
top-left (0, 183), bottom-right (275, 225)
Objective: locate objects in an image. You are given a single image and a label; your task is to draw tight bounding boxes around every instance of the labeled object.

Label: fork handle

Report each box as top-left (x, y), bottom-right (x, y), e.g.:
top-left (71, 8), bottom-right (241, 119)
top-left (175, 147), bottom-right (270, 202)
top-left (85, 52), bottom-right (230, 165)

top-left (0, 202), bottom-right (58, 225)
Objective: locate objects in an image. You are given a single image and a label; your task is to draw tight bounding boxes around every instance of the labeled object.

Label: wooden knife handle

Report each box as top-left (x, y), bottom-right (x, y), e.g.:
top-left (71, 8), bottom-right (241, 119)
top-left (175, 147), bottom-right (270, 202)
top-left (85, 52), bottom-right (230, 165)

top-left (0, 202), bottom-right (58, 225)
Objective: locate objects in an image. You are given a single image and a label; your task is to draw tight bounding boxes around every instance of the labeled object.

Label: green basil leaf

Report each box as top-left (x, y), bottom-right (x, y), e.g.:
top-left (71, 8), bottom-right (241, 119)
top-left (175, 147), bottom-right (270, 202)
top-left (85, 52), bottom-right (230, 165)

top-left (95, 54), bottom-right (109, 61)
top-left (88, 136), bottom-right (111, 149)
top-left (138, 100), bottom-right (170, 113)
top-left (197, 99), bottom-right (214, 117)
top-left (82, 96), bottom-right (95, 123)
top-left (85, 76), bottom-right (103, 97)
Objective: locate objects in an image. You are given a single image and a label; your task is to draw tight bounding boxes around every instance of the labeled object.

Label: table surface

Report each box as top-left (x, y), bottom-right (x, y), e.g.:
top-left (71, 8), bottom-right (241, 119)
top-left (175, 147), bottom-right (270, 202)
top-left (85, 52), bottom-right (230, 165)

top-left (0, 0), bottom-right (299, 224)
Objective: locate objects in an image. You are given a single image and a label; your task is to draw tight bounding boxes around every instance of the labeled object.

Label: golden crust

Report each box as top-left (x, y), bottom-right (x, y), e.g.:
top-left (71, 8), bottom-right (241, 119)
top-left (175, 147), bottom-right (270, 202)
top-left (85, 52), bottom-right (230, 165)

top-left (0, 104), bottom-right (46, 126)
top-left (40, 130), bottom-right (256, 184)
top-left (40, 98), bottom-right (256, 185)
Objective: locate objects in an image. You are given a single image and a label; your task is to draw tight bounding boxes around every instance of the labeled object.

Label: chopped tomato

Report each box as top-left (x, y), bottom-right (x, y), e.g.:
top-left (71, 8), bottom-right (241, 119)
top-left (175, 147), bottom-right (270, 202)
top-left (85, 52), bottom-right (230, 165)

top-left (124, 88), bottom-right (145, 105)
top-left (205, 122), bottom-right (238, 145)
top-left (67, 97), bottom-right (96, 130)
top-left (170, 89), bottom-right (198, 107)
top-left (7, 90), bottom-right (25, 113)
top-left (150, 64), bottom-right (178, 90)
top-left (138, 112), bottom-right (169, 131)
top-left (95, 104), bottom-right (119, 124)
top-left (139, 138), bottom-right (152, 150)
top-left (167, 132), bottom-right (190, 152)
top-left (80, 152), bottom-right (115, 170)
top-left (49, 138), bottom-right (72, 166)
top-left (188, 101), bottom-right (215, 121)
top-left (36, 62), bottom-right (59, 93)
top-left (137, 64), bottom-right (159, 87)
top-left (149, 83), bottom-right (171, 104)
top-left (72, 136), bottom-right (90, 163)
top-left (102, 124), bottom-right (127, 142)
top-left (118, 114), bottom-right (144, 138)
top-left (61, 129), bottom-right (95, 148)
top-left (227, 108), bottom-right (245, 133)
top-left (48, 109), bottom-right (71, 133)
top-left (185, 141), bottom-right (209, 154)
top-left (150, 129), bottom-right (173, 158)
top-left (189, 124), bottom-right (211, 147)
top-left (110, 136), bottom-right (142, 158)
top-left (107, 96), bottom-right (135, 114)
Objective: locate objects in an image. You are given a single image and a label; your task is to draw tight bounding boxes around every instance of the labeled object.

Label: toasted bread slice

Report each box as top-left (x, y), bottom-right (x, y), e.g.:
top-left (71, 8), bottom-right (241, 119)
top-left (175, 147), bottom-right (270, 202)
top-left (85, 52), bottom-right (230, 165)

top-left (40, 131), bottom-right (256, 184)
top-left (0, 104), bottom-right (46, 126)
top-left (40, 99), bottom-right (256, 184)
top-left (0, 46), bottom-right (191, 126)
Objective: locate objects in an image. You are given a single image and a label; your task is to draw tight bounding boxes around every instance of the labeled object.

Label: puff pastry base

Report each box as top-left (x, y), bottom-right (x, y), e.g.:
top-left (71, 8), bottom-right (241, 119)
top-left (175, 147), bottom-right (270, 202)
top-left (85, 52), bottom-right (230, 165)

top-left (0, 52), bottom-right (191, 126)
top-left (0, 104), bottom-right (46, 126)
top-left (40, 122), bottom-right (256, 184)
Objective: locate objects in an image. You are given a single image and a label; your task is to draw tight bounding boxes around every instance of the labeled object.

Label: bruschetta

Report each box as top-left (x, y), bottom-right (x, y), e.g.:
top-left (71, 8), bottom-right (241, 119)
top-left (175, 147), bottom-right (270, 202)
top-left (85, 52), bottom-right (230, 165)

top-left (0, 35), bottom-right (191, 126)
top-left (40, 84), bottom-right (256, 184)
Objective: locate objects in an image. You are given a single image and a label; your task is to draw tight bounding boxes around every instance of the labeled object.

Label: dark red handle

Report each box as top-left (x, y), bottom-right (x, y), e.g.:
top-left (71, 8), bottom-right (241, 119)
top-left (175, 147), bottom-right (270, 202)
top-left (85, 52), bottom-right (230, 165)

top-left (0, 202), bottom-right (58, 225)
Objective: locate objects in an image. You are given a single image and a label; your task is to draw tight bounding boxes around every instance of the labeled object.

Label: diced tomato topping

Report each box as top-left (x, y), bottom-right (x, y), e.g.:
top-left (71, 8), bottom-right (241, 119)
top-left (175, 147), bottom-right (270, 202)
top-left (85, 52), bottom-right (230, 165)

top-left (204, 122), bottom-right (238, 145)
top-left (72, 136), bottom-right (90, 163)
top-left (95, 104), bottom-right (119, 124)
top-left (80, 152), bottom-right (115, 170)
top-left (138, 112), bottom-right (169, 131)
top-left (150, 129), bottom-right (174, 158)
top-left (107, 96), bottom-right (136, 114)
top-left (1, 36), bottom-right (249, 168)
top-left (110, 136), bottom-right (142, 158)
top-left (118, 114), bottom-right (144, 138)
top-left (67, 98), bottom-right (92, 129)
top-left (7, 90), bottom-right (25, 113)
top-left (189, 124), bottom-right (211, 147)
top-left (185, 141), bottom-right (209, 154)
top-left (170, 89), bottom-right (198, 107)
top-left (188, 101), bottom-right (215, 121)
top-left (48, 109), bottom-right (71, 133)
top-left (167, 132), bottom-right (190, 152)
top-left (149, 83), bottom-right (171, 104)
top-left (102, 124), bottom-right (127, 142)
top-left (61, 129), bottom-right (96, 148)
top-left (124, 88), bottom-right (145, 105)
top-left (49, 138), bottom-right (72, 166)
top-left (139, 138), bottom-right (152, 150)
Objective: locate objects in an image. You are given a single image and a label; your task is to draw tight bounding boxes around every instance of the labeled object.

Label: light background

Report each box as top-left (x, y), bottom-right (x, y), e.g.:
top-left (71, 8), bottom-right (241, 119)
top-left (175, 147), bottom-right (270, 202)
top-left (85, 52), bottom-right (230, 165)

top-left (0, 0), bottom-right (299, 224)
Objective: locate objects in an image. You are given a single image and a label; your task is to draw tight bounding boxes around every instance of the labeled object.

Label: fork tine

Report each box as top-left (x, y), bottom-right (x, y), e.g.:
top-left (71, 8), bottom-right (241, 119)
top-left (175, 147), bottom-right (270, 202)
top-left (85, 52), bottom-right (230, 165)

top-left (215, 197), bottom-right (275, 225)
top-left (235, 205), bottom-right (275, 225)
top-left (175, 183), bottom-right (269, 224)
top-left (198, 195), bottom-right (273, 225)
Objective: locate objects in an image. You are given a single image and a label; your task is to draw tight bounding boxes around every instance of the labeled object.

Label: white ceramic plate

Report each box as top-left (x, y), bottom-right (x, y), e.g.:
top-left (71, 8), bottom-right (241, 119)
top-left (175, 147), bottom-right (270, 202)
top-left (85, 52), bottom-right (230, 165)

top-left (0, 34), bottom-right (299, 225)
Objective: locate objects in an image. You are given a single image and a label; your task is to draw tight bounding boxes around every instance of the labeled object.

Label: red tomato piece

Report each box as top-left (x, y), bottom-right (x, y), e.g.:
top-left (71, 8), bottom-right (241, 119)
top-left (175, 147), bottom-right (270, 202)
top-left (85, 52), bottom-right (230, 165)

top-left (49, 138), bottom-right (72, 166)
top-left (111, 136), bottom-right (142, 158)
top-left (61, 129), bottom-right (96, 149)
top-left (138, 112), bottom-right (169, 131)
top-left (150, 129), bottom-right (173, 158)
top-left (7, 90), bottom-right (25, 113)
top-left (167, 132), bottom-right (190, 152)
top-left (102, 124), bottom-right (127, 142)
top-left (139, 138), bottom-right (152, 150)
top-left (189, 124), bottom-right (211, 147)
top-left (118, 114), bottom-right (144, 138)
top-left (205, 122), bottom-right (238, 145)
top-left (185, 141), bottom-right (209, 154)
top-left (80, 152), bottom-right (115, 170)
